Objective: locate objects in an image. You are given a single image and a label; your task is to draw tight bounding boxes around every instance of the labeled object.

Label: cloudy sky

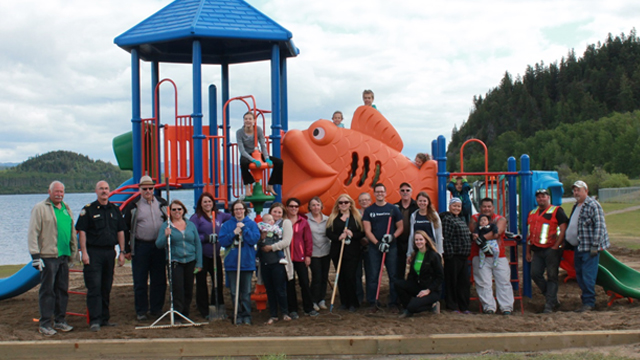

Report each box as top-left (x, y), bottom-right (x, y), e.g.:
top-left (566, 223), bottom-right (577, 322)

top-left (0, 0), bottom-right (637, 166)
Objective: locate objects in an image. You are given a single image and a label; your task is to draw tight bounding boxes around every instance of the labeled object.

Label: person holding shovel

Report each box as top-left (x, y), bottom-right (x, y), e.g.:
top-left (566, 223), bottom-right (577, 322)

top-left (326, 194), bottom-right (364, 312)
top-left (190, 192), bottom-right (231, 320)
top-left (219, 200), bottom-right (260, 325)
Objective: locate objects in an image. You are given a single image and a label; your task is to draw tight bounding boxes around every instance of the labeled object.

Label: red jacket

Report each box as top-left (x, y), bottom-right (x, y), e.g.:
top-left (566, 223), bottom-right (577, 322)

top-left (470, 213), bottom-right (506, 258)
top-left (290, 214), bottom-right (313, 262)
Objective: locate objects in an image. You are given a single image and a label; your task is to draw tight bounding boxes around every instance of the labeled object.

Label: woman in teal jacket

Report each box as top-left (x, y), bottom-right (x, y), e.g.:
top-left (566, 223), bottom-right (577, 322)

top-left (156, 200), bottom-right (202, 320)
top-left (219, 199), bottom-right (260, 325)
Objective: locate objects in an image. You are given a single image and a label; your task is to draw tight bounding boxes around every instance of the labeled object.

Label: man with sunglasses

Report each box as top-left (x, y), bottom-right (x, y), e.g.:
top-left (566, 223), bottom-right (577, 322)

top-left (122, 175), bottom-right (168, 321)
top-left (526, 188), bottom-right (568, 314)
top-left (395, 183), bottom-right (418, 280)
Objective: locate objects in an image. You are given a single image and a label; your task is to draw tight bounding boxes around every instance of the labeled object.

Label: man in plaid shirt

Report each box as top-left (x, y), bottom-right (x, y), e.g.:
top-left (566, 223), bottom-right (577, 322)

top-left (564, 180), bottom-right (610, 312)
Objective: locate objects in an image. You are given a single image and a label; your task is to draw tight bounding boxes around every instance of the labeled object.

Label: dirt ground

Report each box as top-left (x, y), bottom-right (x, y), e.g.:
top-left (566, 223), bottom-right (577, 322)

top-left (1, 246), bottom-right (639, 342)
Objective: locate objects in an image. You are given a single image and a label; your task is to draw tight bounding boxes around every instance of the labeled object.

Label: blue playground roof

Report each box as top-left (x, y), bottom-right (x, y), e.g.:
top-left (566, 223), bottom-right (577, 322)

top-left (114, 0), bottom-right (299, 64)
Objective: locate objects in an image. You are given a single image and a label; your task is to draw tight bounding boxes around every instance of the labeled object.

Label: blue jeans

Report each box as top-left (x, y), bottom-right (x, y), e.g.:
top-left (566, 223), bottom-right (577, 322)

top-left (367, 243), bottom-right (398, 305)
top-left (227, 271), bottom-right (253, 321)
top-left (574, 250), bottom-right (600, 307)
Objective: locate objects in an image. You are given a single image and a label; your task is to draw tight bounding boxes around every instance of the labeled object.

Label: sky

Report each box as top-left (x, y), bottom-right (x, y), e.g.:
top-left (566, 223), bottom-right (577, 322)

top-left (0, 0), bottom-right (638, 166)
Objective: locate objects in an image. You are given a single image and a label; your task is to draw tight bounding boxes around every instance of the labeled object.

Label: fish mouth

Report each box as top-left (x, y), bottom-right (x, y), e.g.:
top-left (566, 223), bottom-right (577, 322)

top-left (282, 130), bottom-right (338, 200)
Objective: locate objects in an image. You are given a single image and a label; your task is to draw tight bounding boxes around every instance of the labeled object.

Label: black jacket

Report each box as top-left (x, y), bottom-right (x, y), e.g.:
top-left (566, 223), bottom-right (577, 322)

top-left (407, 249), bottom-right (444, 293)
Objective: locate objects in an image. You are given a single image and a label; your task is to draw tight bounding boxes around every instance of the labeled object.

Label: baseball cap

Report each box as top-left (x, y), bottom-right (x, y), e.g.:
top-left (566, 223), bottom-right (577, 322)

top-left (572, 180), bottom-right (588, 190)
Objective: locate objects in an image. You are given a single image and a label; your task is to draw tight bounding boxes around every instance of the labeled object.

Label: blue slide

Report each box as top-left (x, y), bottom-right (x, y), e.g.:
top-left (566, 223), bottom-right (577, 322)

top-left (0, 261), bottom-right (41, 301)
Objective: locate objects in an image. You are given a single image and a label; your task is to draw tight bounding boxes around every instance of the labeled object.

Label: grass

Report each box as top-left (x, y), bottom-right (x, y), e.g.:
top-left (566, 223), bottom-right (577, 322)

top-left (0, 264), bottom-right (24, 278)
top-left (441, 353), bottom-right (634, 360)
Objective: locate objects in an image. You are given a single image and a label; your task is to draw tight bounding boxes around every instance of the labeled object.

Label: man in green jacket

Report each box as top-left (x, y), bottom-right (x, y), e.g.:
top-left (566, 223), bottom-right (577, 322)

top-left (28, 181), bottom-right (78, 336)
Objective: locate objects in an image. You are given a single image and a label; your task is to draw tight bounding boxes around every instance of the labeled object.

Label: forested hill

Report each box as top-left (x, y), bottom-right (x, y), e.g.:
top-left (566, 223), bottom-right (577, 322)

top-left (0, 150), bottom-right (132, 194)
top-left (448, 30), bottom-right (640, 178)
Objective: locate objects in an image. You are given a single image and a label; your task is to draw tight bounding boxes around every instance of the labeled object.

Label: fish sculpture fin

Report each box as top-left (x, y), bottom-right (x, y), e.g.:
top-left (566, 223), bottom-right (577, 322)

top-left (351, 106), bottom-right (403, 152)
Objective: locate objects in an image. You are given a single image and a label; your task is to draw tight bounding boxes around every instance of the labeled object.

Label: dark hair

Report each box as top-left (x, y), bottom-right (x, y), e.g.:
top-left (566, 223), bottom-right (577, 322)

top-left (373, 183), bottom-right (386, 192)
top-left (480, 197), bottom-right (494, 206)
top-left (415, 153), bottom-right (428, 162)
top-left (230, 199), bottom-right (249, 217)
top-left (477, 214), bottom-right (491, 224)
top-left (243, 111), bottom-right (255, 119)
top-left (195, 192), bottom-right (216, 219)
top-left (416, 191), bottom-right (440, 229)
top-left (286, 197), bottom-right (301, 207)
top-left (309, 196), bottom-right (323, 210)
top-left (169, 200), bottom-right (188, 220)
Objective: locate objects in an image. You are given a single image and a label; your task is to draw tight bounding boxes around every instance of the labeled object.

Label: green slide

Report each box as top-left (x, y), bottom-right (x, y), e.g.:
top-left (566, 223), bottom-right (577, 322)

top-left (596, 250), bottom-right (640, 300)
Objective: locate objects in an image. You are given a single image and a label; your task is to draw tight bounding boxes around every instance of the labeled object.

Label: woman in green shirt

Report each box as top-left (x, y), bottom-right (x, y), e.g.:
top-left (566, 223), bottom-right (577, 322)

top-left (395, 230), bottom-right (444, 318)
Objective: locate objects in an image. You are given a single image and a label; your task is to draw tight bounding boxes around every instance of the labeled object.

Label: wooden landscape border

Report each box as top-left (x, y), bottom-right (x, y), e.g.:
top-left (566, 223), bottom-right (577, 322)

top-left (1, 330), bottom-right (639, 359)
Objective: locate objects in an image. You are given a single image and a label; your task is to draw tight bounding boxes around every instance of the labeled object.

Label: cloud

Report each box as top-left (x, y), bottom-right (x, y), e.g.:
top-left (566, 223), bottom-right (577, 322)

top-left (0, 0), bottom-right (637, 166)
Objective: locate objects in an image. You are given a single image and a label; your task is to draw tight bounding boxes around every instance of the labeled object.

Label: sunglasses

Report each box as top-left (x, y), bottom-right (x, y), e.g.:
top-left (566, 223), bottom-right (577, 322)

top-left (338, 201), bottom-right (350, 205)
top-left (170, 208), bottom-right (183, 212)
top-left (287, 205), bottom-right (299, 208)
top-left (400, 189), bottom-right (411, 193)
top-left (140, 187), bottom-right (154, 191)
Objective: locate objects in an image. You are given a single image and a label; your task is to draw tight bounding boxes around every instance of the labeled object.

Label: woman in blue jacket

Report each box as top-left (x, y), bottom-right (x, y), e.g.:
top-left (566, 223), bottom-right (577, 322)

top-left (156, 200), bottom-right (202, 320)
top-left (219, 199), bottom-right (260, 325)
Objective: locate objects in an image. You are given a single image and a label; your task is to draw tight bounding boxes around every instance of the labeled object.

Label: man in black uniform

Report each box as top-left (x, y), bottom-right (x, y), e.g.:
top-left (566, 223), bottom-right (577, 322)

top-left (76, 180), bottom-right (126, 332)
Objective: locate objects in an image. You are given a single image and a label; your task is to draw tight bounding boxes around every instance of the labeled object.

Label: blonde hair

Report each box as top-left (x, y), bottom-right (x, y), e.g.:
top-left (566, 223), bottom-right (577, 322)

top-left (326, 194), bottom-right (363, 231)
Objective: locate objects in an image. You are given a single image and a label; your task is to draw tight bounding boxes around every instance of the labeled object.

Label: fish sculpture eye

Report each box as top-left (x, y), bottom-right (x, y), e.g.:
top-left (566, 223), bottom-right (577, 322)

top-left (312, 127), bottom-right (325, 140)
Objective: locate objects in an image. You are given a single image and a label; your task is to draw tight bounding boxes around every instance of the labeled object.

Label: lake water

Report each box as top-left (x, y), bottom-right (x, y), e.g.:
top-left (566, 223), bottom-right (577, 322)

top-left (0, 191), bottom-right (196, 266)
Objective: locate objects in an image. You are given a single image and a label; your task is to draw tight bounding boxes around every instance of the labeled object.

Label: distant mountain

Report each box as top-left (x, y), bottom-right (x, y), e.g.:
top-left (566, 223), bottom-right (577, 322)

top-left (0, 163), bottom-right (18, 170)
top-left (448, 30), bottom-right (640, 176)
top-left (0, 150), bottom-right (132, 194)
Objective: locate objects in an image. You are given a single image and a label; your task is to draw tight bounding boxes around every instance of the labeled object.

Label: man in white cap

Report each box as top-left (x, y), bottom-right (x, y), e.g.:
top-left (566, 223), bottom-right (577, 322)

top-left (122, 176), bottom-right (168, 320)
top-left (564, 180), bottom-right (610, 312)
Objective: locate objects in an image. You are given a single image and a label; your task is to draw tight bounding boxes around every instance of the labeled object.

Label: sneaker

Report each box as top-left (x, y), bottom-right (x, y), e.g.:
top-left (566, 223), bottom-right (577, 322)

top-left (432, 302), bottom-right (441, 314)
top-left (243, 317), bottom-right (252, 325)
top-left (313, 302), bottom-right (320, 311)
top-left (575, 305), bottom-right (594, 313)
top-left (484, 310), bottom-right (495, 315)
top-left (279, 258), bottom-right (288, 265)
top-left (90, 324), bottom-right (100, 332)
top-left (388, 304), bottom-right (400, 314)
top-left (136, 314), bottom-right (148, 321)
top-left (463, 310), bottom-right (472, 315)
top-left (542, 304), bottom-right (553, 314)
top-left (398, 310), bottom-right (413, 319)
top-left (502, 311), bottom-right (512, 316)
top-left (318, 300), bottom-right (328, 310)
top-left (305, 310), bottom-right (319, 317)
top-left (290, 311), bottom-right (299, 319)
top-left (349, 306), bottom-right (357, 313)
top-left (39, 327), bottom-right (57, 336)
top-left (53, 322), bottom-right (73, 332)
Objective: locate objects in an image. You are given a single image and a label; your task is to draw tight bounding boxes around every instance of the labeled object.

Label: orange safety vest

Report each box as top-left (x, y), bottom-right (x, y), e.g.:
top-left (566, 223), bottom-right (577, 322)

top-left (527, 205), bottom-right (560, 248)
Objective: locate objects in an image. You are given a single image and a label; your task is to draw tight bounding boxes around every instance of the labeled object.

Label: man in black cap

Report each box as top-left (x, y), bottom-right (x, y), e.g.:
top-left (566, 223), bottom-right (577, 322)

top-left (76, 181), bottom-right (126, 332)
top-left (122, 175), bottom-right (168, 321)
top-left (526, 188), bottom-right (568, 313)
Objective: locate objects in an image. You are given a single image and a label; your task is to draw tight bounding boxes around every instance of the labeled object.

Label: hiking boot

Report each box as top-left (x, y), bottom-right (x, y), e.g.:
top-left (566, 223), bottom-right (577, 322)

top-left (575, 305), bottom-right (594, 313)
top-left (368, 305), bottom-right (379, 314)
top-left (136, 314), bottom-right (148, 321)
top-left (432, 302), bottom-right (441, 314)
top-left (90, 324), bottom-right (100, 332)
top-left (53, 322), bottom-right (73, 332)
top-left (388, 304), bottom-right (400, 314)
top-left (39, 327), bottom-right (57, 336)
top-left (290, 311), bottom-right (299, 319)
top-left (305, 310), bottom-right (319, 317)
top-left (542, 304), bottom-right (553, 314)
top-left (398, 310), bottom-right (413, 319)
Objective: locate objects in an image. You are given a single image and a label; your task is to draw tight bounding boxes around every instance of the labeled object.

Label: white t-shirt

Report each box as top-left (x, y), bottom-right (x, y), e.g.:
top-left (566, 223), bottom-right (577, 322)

top-left (565, 203), bottom-right (583, 246)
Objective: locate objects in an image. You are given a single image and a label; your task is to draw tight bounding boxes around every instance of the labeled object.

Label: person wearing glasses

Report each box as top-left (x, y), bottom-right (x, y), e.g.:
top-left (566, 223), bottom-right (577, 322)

top-left (326, 194), bottom-right (364, 311)
top-left (395, 183), bottom-right (418, 280)
top-left (284, 198), bottom-right (318, 318)
top-left (155, 200), bottom-right (202, 322)
top-left (122, 176), bottom-right (168, 321)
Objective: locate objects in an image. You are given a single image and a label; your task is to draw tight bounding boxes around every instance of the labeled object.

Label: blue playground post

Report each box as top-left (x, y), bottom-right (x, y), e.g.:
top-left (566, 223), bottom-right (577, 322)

top-left (131, 48), bottom-right (141, 183)
top-left (520, 154), bottom-right (533, 298)
top-left (436, 135), bottom-right (449, 213)
top-left (192, 40), bottom-right (204, 204)
top-left (209, 85), bottom-right (220, 199)
top-left (270, 44), bottom-right (282, 202)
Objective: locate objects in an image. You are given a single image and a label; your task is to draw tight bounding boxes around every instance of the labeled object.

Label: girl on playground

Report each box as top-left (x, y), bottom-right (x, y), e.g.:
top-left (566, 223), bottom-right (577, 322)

top-left (236, 111), bottom-right (283, 196)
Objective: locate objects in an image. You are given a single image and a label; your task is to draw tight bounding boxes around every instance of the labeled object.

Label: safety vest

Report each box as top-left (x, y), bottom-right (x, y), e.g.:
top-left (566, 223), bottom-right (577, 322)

top-left (527, 205), bottom-right (560, 248)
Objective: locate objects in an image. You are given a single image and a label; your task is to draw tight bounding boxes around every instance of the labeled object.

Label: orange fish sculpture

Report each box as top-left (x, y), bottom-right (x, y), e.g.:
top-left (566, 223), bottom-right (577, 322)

top-left (281, 106), bottom-right (438, 213)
